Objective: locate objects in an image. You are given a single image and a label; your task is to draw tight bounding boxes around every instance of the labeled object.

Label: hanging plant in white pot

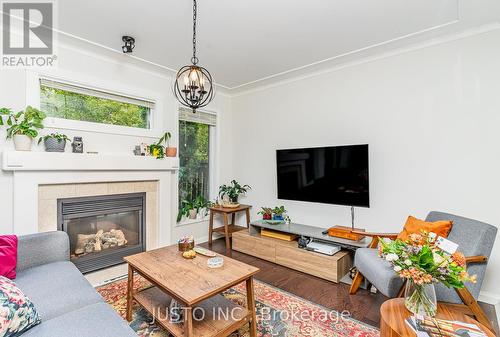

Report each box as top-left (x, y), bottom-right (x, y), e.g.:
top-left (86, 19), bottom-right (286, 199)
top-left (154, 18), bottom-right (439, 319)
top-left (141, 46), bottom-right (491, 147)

top-left (0, 106), bottom-right (46, 151)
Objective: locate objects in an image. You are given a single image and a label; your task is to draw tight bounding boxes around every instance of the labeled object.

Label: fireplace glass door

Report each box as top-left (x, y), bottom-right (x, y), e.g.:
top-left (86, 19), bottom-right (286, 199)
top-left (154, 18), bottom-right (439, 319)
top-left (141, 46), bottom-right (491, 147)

top-left (58, 193), bottom-right (146, 273)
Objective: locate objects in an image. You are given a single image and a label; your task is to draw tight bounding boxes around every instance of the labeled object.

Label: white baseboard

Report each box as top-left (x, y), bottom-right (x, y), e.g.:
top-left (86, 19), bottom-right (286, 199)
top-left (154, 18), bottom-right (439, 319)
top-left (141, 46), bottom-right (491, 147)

top-left (195, 235), bottom-right (223, 245)
top-left (196, 235), bottom-right (210, 244)
top-left (196, 232), bottom-right (226, 245)
top-left (479, 290), bottom-right (500, 326)
top-left (479, 291), bottom-right (500, 305)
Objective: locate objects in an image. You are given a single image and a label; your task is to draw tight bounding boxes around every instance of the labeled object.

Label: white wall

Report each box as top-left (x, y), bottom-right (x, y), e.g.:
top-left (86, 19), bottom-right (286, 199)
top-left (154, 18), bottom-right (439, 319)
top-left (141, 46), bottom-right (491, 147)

top-left (229, 29), bottom-right (500, 298)
top-left (0, 36), bottom-right (233, 243)
top-left (0, 70), bottom-right (26, 234)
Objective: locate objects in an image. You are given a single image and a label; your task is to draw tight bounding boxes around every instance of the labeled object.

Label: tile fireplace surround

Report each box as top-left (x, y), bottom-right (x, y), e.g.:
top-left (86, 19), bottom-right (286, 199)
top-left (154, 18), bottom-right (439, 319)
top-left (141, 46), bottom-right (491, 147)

top-left (3, 151), bottom-right (179, 248)
top-left (39, 181), bottom-right (158, 250)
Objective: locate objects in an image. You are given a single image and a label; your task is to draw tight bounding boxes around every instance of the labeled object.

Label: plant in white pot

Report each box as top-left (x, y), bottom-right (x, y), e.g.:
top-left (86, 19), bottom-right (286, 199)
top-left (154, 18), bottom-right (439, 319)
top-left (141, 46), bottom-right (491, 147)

top-left (0, 106), bottom-right (46, 151)
top-left (218, 180), bottom-right (251, 204)
top-left (38, 133), bottom-right (70, 152)
top-left (177, 199), bottom-right (198, 222)
top-left (193, 195), bottom-right (213, 218)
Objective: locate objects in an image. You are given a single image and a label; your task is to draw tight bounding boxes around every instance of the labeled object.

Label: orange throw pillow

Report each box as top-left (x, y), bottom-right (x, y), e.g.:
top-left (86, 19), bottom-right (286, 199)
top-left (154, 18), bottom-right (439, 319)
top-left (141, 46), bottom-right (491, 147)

top-left (397, 215), bottom-right (453, 241)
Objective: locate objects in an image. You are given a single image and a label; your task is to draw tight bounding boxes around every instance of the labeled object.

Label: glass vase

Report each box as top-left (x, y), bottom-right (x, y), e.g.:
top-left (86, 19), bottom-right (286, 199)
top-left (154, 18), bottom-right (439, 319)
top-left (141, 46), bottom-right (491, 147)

top-left (404, 280), bottom-right (437, 317)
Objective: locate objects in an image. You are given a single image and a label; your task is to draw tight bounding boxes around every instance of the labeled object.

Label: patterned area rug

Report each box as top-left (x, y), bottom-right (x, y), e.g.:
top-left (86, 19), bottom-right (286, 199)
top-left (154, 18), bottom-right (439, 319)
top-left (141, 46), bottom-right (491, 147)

top-left (96, 276), bottom-right (379, 337)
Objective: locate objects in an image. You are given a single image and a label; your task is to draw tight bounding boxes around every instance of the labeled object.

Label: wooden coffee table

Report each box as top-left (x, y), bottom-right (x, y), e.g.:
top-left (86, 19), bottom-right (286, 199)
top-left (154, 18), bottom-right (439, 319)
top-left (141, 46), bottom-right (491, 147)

top-left (380, 298), bottom-right (495, 337)
top-left (125, 245), bottom-right (260, 337)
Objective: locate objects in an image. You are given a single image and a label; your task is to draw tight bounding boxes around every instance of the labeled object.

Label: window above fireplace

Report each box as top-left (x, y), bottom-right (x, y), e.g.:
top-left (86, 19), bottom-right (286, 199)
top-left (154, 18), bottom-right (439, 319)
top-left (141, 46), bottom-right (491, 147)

top-left (25, 72), bottom-right (164, 138)
top-left (40, 78), bottom-right (154, 130)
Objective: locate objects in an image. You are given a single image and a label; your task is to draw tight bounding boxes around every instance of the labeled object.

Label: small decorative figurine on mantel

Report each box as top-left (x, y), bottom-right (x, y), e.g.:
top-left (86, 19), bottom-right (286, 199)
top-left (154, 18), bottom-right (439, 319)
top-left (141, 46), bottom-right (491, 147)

top-left (72, 136), bottom-right (83, 153)
top-left (133, 146), bottom-right (141, 156)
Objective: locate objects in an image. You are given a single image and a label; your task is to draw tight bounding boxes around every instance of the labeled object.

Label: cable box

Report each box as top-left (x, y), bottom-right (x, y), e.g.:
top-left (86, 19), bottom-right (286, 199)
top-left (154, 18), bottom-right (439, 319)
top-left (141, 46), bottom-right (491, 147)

top-left (305, 241), bottom-right (341, 256)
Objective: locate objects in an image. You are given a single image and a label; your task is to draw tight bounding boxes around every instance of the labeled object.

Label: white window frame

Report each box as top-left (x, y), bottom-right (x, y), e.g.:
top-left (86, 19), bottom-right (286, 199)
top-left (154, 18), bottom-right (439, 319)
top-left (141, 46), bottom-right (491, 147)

top-left (25, 70), bottom-right (164, 138)
top-left (175, 106), bottom-right (218, 227)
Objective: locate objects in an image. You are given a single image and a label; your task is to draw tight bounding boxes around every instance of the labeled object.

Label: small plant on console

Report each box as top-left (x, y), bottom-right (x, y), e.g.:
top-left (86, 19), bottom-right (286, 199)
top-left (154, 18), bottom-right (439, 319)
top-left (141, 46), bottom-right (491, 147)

top-left (258, 207), bottom-right (273, 220)
top-left (272, 206), bottom-right (287, 221)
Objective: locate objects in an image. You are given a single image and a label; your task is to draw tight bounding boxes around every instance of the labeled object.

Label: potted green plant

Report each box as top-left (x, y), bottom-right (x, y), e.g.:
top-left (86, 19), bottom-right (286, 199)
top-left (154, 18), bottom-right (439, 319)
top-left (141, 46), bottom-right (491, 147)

top-left (218, 180), bottom-right (251, 204)
top-left (149, 132), bottom-right (176, 159)
top-left (0, 106), bottom-right (46, 151)
top-left (160, 132), bottom-right (177, 157)
top-left (272, 206), bottom-right (287, 221)
top-left (177, 199), bottom-right (197, 222)
top-left (258, 207), bottom-right (273, 220)
top-left (193, 195), bottom-right (213, 217)
top-left (148, 143), bottom-right (164, 159)
top-left (38, 133), bottom-right (70, 152)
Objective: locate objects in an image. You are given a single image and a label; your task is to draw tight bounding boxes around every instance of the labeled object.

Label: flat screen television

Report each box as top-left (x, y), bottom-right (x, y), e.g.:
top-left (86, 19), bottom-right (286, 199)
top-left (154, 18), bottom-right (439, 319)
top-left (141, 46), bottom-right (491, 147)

top-left (276, 144), bottom-right (369, 207)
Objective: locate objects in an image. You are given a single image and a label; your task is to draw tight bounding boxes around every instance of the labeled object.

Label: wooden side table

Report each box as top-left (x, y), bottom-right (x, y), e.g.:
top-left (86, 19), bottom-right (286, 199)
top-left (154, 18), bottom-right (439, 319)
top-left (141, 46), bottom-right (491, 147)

top-left (208, 204), bottom-right (251, 255)
top-left (380, 298), bottom-right (495, 337)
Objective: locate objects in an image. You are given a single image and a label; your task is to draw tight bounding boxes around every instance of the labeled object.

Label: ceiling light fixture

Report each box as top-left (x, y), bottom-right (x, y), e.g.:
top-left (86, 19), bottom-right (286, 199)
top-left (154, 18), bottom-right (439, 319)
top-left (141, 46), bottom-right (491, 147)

top-left (173, 0), bottom-right (214, 113)
top-left (122, 36), bottom-right (135, 53)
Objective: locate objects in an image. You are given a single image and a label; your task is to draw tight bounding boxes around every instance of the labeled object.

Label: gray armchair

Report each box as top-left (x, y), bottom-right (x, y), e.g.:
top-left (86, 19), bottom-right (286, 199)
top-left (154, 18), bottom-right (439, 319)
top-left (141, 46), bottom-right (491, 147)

top-left (349, 211), bottom-right (497, 332)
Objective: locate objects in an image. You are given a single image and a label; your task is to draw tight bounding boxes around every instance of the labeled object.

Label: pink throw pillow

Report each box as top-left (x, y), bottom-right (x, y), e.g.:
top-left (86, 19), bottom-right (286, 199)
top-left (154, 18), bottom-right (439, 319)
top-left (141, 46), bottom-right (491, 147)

top-left (0, 235), bottom-right (18, 279)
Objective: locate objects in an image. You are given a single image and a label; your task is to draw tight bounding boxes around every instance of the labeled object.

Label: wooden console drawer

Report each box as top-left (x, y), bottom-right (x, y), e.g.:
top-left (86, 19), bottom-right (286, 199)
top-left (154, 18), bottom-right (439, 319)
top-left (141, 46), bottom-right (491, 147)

top-left (275, 245), bottom-right (351, 283)
top-left (232, 230), bottom-right (353, 283)
top-left (232, 231), bottom-right (276, 262)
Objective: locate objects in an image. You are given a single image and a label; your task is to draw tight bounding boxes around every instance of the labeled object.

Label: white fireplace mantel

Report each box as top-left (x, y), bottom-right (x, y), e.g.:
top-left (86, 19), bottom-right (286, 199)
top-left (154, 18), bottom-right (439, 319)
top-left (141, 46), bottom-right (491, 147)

top-left (3, 151), bottom-right (179, 248)
top-left (2, 151), bottom-right (179, 171)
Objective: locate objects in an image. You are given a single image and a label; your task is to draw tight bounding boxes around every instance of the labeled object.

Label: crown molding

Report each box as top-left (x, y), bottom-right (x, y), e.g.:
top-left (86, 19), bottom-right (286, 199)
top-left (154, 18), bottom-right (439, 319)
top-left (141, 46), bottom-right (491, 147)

top-left (229, 22), bottom-right (500, 97)
top-left (54, 22), bottom-right (500, 98)
top-left (228, 18), bottom-right (460, 92)
top-left (6, 8), bottom-right (497, 100)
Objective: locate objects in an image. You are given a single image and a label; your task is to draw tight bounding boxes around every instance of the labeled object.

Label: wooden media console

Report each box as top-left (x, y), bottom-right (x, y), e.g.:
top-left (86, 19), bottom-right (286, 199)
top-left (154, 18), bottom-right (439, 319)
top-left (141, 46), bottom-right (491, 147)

top-left (232, 221), bottom-right (370, 283)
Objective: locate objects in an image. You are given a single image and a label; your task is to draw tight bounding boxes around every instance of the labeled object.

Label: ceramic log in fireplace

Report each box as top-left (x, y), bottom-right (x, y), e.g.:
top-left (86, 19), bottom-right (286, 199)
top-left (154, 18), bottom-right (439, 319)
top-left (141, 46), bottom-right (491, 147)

top-left (57, 193), bottom-right (146, 273)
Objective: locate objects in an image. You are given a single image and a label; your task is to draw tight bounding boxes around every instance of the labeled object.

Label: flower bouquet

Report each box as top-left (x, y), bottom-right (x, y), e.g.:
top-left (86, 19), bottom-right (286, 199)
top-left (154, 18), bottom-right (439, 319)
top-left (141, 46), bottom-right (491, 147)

top-left (379, 232), bottom-right (476, 316)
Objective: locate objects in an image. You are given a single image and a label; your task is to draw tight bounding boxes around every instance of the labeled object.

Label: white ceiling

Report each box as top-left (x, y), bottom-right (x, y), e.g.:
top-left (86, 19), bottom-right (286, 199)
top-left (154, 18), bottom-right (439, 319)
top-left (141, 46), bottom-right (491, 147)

top-left (58, 0), bottom-right (500, 90)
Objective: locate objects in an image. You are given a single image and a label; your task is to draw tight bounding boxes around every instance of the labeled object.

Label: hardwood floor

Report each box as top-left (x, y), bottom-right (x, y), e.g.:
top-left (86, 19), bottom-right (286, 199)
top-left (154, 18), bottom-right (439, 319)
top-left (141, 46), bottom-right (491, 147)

top-left (201, 238), bottom-right (499, 333)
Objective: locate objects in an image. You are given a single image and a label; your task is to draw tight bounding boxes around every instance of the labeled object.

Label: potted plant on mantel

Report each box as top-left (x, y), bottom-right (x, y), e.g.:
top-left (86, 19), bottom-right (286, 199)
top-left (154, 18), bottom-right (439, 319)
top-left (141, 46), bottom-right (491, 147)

top-left (162, 131), bottom-right (177, 157)
top-left (149, 132), bottom-right (177, 159)
top-left (218, 180), bottom-right (251, 206)
top-left (38, 133), bottom-right (70, 152)
top-left (0, 106), bottom-right (46, 151)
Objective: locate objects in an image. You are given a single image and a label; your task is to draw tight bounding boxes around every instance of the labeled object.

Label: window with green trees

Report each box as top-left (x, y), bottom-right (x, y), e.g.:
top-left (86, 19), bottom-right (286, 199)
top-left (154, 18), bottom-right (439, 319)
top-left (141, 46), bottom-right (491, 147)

top-left (40, 81), bottom-right (152, 129)
top-left (179, 120), bottom-right (210, 209)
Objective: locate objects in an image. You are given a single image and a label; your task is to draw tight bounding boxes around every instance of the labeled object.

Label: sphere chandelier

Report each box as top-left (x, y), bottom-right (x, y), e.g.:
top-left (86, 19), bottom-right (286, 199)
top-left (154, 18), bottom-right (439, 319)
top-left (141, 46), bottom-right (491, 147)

top-left (173, 0), bottom-right (214, 113)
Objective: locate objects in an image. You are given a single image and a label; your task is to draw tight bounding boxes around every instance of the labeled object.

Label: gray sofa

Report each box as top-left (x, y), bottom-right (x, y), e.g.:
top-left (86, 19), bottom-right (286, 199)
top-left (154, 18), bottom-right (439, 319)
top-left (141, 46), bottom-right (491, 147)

top-left (14, 231), bottom-right (137, 337)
